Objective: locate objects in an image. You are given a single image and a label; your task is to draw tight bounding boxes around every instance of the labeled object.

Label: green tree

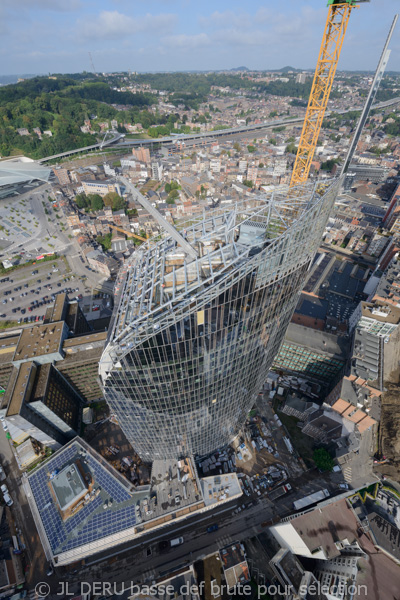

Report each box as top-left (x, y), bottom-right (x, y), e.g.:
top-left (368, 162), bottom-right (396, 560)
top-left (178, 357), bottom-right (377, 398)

top-left (96, 232), bottom-right (112, 251)
top-left (75, 193), bottom-right (88, 209)
top-left (321, 158), bottom-right (340, 171)
top-left (285, 143), bottom-right (298, 155)
top-left (269, 138), bottom-right (277, 146)
top-left (247, 145), bottom-right (256, 153)
top-left (87, 194), bottom-right (103, 212)
top-left (168, 189), bottom-right (179, 201)
top-left (165, 182), bottom-right (171, 194)
top-left (103, 192), bottom-right (125, 211)
top-left (233, 142), bottom-right (241, 152)
top-left (243, 180), bottom-right (253, 188)
top-left (112, 196), bottom-right (126, 211)
top-left (313, 448), bottom-right (334, 472)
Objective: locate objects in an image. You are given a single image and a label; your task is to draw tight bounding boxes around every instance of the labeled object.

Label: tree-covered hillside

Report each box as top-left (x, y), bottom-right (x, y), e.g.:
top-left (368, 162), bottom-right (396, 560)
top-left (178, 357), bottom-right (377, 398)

top-left (0, 76), bottom-right (155, 159)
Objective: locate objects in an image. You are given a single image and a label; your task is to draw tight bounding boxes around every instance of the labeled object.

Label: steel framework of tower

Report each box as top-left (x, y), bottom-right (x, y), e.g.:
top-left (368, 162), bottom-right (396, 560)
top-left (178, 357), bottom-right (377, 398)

top-left (100, 178), bottom-right (341, 460)
top-left (290, 0), bottom-right (369, 187)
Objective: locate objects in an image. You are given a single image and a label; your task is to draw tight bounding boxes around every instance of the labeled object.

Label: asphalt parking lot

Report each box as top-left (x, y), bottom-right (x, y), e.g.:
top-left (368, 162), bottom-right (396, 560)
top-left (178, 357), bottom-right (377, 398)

top-left (0, 185), bottom-right (71, 257)
top-left (0, 258), bottom-right (109, 325)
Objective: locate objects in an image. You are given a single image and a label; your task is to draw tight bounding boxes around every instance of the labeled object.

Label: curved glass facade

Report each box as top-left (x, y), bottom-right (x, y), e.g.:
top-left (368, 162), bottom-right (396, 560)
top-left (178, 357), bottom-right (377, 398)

top-left (99, 179), bottom-right (341, 460)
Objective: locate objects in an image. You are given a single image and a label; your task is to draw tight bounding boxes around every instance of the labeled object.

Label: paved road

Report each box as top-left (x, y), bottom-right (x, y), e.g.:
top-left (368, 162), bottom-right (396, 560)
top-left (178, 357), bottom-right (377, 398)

top-left (37, 462), bottom-right (346, 599)
top-left (0, 427), bottom-right (48, 587)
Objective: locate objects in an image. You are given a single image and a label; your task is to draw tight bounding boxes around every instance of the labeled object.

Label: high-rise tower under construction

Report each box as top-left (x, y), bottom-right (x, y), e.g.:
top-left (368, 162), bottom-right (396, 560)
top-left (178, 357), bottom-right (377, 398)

top-left (99, 179), bottom-right (340, 460)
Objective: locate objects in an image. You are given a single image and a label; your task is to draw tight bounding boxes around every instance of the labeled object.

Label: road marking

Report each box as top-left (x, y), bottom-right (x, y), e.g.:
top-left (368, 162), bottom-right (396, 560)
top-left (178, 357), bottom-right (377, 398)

top-left (215, 534), bottom-right (233, 548)
top-left (141, 568), bottom-right (156, 582)
top-left (343, 466), bottom-right (352, 482)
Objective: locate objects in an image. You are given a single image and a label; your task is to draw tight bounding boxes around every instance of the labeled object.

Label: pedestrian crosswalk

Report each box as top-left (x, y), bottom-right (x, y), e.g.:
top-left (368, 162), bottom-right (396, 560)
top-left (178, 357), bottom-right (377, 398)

top-left (343, 466), bottom-right (352, 482)
top-left (141, 568), bottom-right (156, 583)
top-left (215, 534), bottom-right (234, 549)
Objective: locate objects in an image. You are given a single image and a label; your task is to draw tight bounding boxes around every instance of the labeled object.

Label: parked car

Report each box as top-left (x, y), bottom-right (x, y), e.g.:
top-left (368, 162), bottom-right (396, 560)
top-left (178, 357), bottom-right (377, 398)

top-left (2, 491), bottom-right (13, 506)
top-left (170, 537), bottom-right (184, 547)
top-left (206, 524), bottom-right (219, 533)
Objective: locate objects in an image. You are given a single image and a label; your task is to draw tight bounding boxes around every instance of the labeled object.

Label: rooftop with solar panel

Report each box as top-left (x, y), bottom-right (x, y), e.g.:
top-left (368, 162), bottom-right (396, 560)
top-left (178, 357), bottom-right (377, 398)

top-left (26, 437), bottom-right (242, 565)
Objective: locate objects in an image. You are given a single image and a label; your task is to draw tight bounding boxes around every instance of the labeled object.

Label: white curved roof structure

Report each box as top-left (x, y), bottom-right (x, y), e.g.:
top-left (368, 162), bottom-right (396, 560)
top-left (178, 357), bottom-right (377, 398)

top-left (0, 157), bottom-right (51, 187)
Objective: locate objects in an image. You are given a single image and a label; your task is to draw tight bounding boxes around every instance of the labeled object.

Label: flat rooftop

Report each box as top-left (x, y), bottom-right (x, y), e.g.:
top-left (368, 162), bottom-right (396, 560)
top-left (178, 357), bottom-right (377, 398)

top-left (51, 293), bottom-right (67, 323)
top-left (289, 499), bottom-right (358, 560)
top-left (361, 301), bottom-right (400, 325)
top-left (201, 474), bottom-right (242, 507)
top-left (27, 439), bottom-right (242, 565)
top-left (148, 567), bottom-right (200, 600)
top-left (284, 323), bottom-right (347, 359)
top-left (63, 331), bottom-right (108, 348)
top-left (51, 462), bottom-right (88, 511)
top-left (145, 459), bottom-right (201, 522)
top-left (13, 322), bottom-right (65, 364)
top-left (7, 361), bottom-right (36, 416)
top-left (219, 542), bottom-right (250, 591)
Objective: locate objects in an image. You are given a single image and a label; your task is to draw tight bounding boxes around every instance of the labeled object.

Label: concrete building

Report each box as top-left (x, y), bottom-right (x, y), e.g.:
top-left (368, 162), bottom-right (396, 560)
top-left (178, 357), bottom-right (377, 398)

top-left (26, 438), bottom-right (242, 566)
top-left (81, 180), bottom-right (121, 198)
top-left (151, 162), bottom-right (163, 181)
top-left (86, 251), bottom-right (119, 278)
top-left (273, 323), bottom-right (347, 388)
top-left (0, 295), bottom-right (106, 449)
top-left (269, 498), bottom-right (388, 600)
top-left (132, 147), bottom-right (150, 163)
top-left (52, 168), bottom-right (70, 186)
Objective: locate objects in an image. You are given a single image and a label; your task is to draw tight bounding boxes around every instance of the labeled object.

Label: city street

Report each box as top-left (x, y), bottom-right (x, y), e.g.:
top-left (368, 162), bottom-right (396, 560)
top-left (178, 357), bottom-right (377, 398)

top-left (33, 461), bottom-right (347, 599)
top-left (0, 427), bottom-right (48, 588)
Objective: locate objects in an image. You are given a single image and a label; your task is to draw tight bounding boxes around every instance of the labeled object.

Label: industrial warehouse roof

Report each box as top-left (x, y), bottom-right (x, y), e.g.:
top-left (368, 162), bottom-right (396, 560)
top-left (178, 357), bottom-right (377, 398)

top-left (0, 157), bottom-right (51, 187)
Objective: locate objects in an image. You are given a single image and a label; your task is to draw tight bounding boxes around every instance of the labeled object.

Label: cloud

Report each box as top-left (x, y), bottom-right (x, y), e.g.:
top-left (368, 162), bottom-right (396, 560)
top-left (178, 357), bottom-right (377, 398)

top-left (162, 32), bottom-right (210, 49)
top-left (211, 29), bottom-right (269, 48)
top-left (79, 10), bottom-right (177, 40)
top-left (3, 0), bottom-right (81, 11)
top-left (198, 11), bottom-right (250, 30)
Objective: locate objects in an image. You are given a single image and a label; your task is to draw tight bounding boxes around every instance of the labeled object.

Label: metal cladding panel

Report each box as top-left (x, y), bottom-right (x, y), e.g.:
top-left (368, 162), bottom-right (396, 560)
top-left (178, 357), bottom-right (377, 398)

top-left (100, 179), bottom-right (341, 460)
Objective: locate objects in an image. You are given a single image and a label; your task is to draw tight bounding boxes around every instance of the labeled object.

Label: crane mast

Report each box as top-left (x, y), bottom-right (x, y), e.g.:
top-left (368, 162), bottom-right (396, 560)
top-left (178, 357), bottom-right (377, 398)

top-left (289, 0), bottom-right (368, 188)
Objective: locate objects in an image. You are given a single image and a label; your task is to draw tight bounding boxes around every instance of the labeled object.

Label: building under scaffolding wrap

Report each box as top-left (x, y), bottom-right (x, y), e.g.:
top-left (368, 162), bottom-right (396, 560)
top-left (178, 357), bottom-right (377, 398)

top-left (99, 178), bottom-right (342, 460)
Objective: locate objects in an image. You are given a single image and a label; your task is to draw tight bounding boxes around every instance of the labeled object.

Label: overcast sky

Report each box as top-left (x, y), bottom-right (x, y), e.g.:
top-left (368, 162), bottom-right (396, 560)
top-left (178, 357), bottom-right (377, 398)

top-left (0, 0), bottom-right (399, 75)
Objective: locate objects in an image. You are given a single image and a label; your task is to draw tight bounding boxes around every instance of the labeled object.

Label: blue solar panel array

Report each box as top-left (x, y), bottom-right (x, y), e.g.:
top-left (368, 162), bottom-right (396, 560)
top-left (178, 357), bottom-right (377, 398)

top-left (28, 442), bottom-right (136, 555)
top-left (86, 456), bottom-right (131, 503)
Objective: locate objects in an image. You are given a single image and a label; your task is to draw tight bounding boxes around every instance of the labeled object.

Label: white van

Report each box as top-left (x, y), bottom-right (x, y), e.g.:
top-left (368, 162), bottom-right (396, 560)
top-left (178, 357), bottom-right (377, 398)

top-left (170, 537), bottom-right (184, 547)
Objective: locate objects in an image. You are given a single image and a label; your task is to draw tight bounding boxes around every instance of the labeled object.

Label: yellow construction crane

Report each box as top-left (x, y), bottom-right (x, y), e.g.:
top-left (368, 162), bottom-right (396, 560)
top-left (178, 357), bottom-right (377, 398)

top-left (109, 224), bottom-right (148, 242)
top-left (290, 0), bottom-right (369, 187)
